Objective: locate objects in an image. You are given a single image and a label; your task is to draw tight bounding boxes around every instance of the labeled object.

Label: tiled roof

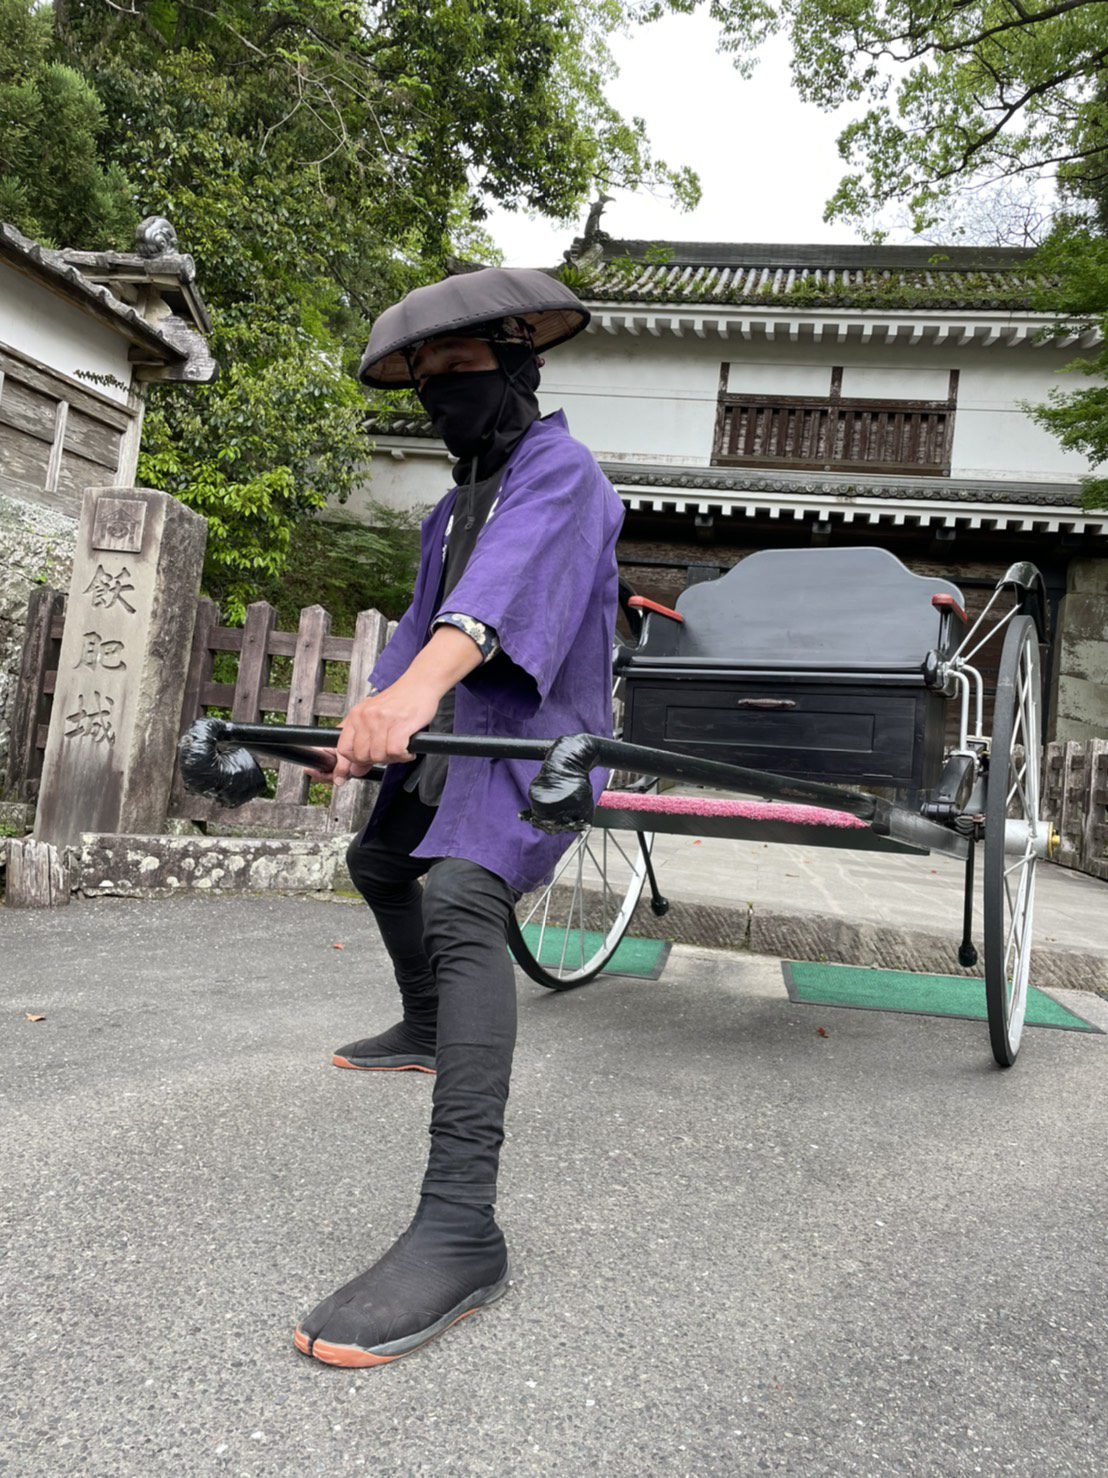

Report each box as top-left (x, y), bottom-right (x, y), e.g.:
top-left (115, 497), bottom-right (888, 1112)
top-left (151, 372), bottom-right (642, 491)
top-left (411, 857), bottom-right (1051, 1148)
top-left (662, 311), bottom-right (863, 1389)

top-left (0, 222), bottom-right (216, 380)
top-left (365, 411), bottom-right (435, 439)
top-left (563, 239), bottom-right (1054, 311)
top-left (59, 245), bottom-right (212, 335)
top-left (602, 462), bottom-right (1084, 508)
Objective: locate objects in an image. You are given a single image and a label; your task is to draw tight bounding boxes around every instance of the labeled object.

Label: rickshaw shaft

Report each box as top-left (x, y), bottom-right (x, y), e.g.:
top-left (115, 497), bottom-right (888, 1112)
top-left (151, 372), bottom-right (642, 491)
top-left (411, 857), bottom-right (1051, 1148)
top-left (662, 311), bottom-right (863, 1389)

top-left (221, 724), bottom-right (883, 822)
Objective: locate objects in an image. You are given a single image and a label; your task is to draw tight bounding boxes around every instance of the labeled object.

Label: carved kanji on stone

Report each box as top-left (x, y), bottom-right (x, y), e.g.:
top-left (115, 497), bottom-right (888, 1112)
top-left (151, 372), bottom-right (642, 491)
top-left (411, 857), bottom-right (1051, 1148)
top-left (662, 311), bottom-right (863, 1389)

top-left (34, 488), bottom-right (208, 850)
top-left (84, 564), bottom-right (137, 614)
top-left (74, 631), bottom-right (127, 672)
top-left (64, 692), bottom-right (116, 745)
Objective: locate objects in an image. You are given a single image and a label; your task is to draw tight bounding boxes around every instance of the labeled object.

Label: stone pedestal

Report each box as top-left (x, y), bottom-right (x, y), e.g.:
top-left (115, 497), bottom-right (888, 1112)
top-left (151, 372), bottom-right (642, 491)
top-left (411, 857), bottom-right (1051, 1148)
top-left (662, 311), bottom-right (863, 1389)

top-left (33, 488), bottom-right (207, 849)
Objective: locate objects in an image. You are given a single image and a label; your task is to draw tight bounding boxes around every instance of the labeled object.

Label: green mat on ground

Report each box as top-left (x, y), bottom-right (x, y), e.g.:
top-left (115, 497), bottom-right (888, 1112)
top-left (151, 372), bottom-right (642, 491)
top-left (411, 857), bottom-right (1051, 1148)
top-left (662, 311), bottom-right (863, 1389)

top-left (517, 924), bottom-right (670, 980)
top-left (782, 960), bottom-right (1101, 1033)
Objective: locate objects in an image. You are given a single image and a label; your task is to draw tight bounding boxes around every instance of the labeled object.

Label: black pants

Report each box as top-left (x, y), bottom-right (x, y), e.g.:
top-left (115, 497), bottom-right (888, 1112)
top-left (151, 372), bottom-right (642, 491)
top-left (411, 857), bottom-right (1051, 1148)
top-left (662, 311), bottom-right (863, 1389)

top-left (345, 787), bottom-right (518, 1207)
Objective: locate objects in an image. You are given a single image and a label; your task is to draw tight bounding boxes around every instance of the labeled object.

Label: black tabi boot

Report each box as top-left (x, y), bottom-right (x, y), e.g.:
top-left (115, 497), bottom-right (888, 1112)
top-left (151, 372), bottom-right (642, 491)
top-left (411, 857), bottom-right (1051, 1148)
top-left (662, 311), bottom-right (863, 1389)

top-left (294, 1196), bottom-right (510, 1367)
top-left (331, 1016), bottom-right (437, 1074)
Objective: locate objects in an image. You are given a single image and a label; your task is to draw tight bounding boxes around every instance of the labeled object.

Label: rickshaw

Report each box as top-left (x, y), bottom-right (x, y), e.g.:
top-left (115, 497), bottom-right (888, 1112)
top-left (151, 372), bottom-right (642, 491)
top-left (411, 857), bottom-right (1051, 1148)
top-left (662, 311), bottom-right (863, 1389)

top-left (180, 546), bottom-right (1054, 1068)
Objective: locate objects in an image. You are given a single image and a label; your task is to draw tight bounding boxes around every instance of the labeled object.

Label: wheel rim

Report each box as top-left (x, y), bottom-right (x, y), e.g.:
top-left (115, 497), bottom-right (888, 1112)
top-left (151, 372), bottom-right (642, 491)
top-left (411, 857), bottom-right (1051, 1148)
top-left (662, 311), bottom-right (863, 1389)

top-left (510, 823), bottom-right (653, 987)
top-left (984, 617), bottom-right (1042, 1064)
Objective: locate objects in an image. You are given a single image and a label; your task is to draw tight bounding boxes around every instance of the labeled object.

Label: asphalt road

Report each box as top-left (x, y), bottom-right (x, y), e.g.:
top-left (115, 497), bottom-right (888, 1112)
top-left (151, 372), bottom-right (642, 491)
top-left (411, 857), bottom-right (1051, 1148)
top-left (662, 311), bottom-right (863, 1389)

top-left (2, 894), bottom-right (1105, 1477)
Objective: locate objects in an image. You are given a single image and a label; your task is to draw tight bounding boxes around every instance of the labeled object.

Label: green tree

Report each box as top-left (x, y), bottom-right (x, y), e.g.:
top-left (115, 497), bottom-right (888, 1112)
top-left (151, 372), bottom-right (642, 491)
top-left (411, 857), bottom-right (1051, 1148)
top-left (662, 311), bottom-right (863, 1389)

top-left (6, 1), bottom-right (699, 614)
top-left (654, 0), bottom-right (1108, 502)
top-left (648, 0), bottom-right (1107, 229)
top-left (0, 0), bottom-right (131, 243)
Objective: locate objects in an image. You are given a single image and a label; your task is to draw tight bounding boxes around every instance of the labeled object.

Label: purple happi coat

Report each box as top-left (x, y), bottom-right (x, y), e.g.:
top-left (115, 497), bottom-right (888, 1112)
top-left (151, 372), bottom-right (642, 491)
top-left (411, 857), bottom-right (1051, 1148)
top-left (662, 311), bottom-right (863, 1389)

top-left (363, 410), bottom-right (625, 892)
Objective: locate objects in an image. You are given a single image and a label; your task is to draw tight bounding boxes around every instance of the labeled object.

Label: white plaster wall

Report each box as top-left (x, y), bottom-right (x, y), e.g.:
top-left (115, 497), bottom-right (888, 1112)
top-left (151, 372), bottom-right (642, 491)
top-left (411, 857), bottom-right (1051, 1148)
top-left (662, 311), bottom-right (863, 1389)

top-left (345, 325), bottom-right (1097, 520)
top-left (839, 365), bottom-right (953, 400)
top-left (346, 446), bottom-right (451, 519)
top-left (538, 332), bottom-right (720, 464)
top-left (949, 348), bottom-right (1091, 483)
top-left (727, 362), bottom-right (832, 397)
top-left (541, 331), bottom-right (1093, 482)
top-left (0, 272), bottom-right (134, 403)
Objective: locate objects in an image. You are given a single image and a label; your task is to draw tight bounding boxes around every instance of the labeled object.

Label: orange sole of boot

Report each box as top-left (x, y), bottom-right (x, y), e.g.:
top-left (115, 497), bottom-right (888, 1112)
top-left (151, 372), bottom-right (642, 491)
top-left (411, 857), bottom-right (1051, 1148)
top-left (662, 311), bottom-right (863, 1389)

top-left (294, 1307), bottom-right (482, 1367)
top-left (330, 1054), bottom-right (435, 1074)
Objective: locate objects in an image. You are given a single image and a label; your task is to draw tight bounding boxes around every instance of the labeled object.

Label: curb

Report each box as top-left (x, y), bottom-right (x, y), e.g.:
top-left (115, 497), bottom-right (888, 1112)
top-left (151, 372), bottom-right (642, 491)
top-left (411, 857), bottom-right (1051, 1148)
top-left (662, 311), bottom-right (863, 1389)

top-left (48, 832), bottom-right (1108, 995)
top-left (613, 890), bottom-right (1108, 995)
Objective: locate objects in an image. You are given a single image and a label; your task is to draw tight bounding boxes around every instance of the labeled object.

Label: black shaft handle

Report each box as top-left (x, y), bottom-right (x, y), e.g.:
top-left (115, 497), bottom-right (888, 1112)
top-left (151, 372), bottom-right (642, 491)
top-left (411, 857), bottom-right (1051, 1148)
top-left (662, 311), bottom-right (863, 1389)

top-left (179, 718), bottom-right (882, 830)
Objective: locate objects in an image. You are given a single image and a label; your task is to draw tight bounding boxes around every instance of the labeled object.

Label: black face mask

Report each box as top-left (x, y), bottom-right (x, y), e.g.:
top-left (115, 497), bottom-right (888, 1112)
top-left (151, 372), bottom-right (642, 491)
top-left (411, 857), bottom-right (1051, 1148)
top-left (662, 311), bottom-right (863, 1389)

top-left (417, 347), bottom-right (541, 483)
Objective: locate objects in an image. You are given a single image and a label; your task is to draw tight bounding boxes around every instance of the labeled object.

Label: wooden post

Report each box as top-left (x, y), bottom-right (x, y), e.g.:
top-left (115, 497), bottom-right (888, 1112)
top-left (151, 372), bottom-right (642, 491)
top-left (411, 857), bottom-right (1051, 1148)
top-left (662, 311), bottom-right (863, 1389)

top-left (1082, 738), bottom-right (1108, 880)
top-left (177, 597), bottom-right (219, 735)
top-left (167, 597), bottom-right (220, 814)
top-left (5, 837), bottom-right (70, 907)
top-left (1056, 740), bottom-right (1085, 870)
top-left (329, 608), bottom-right (388, 833)
top-left (3, 585), bottom-right (65, 801)
top-left (231, 601), bottom-right (277, 723)
top-left (275, 604), bottom-right (330, 805)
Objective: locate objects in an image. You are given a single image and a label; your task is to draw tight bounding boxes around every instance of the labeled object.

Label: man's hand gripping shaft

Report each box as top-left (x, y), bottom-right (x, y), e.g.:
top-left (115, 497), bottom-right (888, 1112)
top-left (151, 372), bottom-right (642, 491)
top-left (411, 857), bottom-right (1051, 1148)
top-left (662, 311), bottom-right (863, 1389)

top-left (317, 625), bottom-right (485, 785)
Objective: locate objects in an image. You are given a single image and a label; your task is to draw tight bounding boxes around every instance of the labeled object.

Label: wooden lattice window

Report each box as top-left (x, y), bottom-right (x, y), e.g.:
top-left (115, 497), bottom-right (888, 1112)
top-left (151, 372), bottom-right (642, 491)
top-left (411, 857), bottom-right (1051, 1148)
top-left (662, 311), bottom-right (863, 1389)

top-left (712, 366), bottom-right (959, 476)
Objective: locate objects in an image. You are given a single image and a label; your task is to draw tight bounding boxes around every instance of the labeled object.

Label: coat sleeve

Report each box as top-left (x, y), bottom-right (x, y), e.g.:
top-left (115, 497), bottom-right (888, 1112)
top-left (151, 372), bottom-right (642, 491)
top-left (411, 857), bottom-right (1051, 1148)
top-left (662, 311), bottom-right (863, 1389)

top-left (366, 509), bottom-right (442, 692)
top-left (434, 447), bottom-right (608, 718)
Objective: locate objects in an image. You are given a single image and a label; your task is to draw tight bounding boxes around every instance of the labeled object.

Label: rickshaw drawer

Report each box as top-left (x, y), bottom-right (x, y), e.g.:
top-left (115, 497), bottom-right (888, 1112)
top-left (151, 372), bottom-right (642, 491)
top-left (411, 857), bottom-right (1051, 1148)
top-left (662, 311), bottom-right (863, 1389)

top-left (622, 678), bottom-right (945, 798)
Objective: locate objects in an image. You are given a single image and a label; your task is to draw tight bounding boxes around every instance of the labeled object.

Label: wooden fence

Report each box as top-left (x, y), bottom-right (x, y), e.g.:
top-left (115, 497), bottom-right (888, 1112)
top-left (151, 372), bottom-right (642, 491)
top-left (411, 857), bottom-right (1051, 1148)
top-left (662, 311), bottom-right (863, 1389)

top-left (4, 584), bottom-right (66, 803)
top-left (4, 590), bottom-right (393, 837)
top-left (1042, 739), bottom-right (1108, 883)
top-left (6, 591), bottom-right (1108, 871)
top-left (168, 598), bottom-right (392, 836)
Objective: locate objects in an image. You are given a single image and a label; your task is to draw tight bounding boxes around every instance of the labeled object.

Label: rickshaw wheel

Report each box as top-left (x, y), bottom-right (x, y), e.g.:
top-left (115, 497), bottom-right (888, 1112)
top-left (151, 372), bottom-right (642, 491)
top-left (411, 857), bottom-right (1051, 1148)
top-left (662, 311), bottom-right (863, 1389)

top-left (983, 615), bottom-right (1043, 1068)
top-left (508, 818), bottom-right (655, 991)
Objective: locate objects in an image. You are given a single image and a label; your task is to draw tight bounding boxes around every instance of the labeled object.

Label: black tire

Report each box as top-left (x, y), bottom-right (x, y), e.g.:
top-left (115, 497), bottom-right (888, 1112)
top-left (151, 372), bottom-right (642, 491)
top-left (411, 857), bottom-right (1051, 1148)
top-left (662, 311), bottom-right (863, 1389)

top-left (983, 615), bottom-right (1042, 1068)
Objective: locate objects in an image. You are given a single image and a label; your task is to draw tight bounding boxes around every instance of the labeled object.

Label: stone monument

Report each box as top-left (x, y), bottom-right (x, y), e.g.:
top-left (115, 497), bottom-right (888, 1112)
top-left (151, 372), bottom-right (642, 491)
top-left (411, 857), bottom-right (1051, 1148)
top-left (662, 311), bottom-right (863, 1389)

top-left (32, 487), bottom-right (207, 851)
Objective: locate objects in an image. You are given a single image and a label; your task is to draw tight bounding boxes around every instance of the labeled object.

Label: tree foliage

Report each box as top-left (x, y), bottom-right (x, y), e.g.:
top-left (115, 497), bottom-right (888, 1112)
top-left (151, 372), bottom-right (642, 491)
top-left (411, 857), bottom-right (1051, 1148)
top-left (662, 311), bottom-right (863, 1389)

top-left (0, 0), bottom-right (131, 242)
top-left (650, 0), bottom-right (1108, 229)
top-left (4, 1), bottom-right (698, 614)
top-left (656, 0), bottom-right (1108, 502)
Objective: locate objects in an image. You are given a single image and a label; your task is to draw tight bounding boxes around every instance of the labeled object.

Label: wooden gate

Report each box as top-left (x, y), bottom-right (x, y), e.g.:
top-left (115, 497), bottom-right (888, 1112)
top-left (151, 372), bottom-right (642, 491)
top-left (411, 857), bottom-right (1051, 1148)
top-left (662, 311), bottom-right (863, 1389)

top-left (3, 584), bottom-right (66, 803)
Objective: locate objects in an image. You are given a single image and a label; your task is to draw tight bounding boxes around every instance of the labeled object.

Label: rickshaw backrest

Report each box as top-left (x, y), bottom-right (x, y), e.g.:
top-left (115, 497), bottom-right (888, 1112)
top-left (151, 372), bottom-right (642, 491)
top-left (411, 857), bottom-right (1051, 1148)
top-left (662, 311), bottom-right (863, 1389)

top-left (665, 547), bottom-right (965, 669)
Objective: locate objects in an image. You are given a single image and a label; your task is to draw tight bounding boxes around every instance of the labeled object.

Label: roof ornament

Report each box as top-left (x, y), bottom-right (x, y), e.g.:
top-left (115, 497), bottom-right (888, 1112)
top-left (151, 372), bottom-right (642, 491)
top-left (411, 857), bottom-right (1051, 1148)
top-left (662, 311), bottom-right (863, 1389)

top-left (563, 193), bottom-right (613, 267)
top-left (135, 216), bottom-right (178, 258)
top-left (583, 194), bottom-right (613, 246)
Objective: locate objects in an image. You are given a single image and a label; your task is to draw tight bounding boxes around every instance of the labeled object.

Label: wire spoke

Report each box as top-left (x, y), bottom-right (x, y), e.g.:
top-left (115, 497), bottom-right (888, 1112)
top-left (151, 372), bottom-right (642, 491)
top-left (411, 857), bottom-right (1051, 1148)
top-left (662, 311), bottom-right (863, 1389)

top-left (518, 839), bottom-right (583, 930)
top-left (534, 871), bottom-right (555, 964)
top-left (585, 836), bottom-right (614, 927)
top-left (577, 849), bottom-right (587, 966)
top-left (1005, 853), bottom-right (1034, 984)
top-left (950, 586), bottom-right (1004, 662)
top-left (557, 850), bottom-right (583, 978)
top-left (1008, 764), bottom-right (1031, 815)
top-left (607, 830), bottom-right (639, 871)
top-left (959, 604), bottom-right (1016, 665)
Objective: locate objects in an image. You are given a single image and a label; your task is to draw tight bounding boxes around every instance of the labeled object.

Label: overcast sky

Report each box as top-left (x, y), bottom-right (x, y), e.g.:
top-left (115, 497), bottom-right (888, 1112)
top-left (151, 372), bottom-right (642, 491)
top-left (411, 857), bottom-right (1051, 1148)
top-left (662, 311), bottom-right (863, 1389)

top-left (483, 13), bottom-right (868, 268)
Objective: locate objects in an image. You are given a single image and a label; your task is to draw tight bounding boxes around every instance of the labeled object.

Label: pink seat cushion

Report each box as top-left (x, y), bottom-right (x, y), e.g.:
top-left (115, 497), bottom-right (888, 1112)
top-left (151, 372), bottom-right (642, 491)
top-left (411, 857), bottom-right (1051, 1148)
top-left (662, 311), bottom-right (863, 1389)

top-left (597, 790), bottom-right (868, 831)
